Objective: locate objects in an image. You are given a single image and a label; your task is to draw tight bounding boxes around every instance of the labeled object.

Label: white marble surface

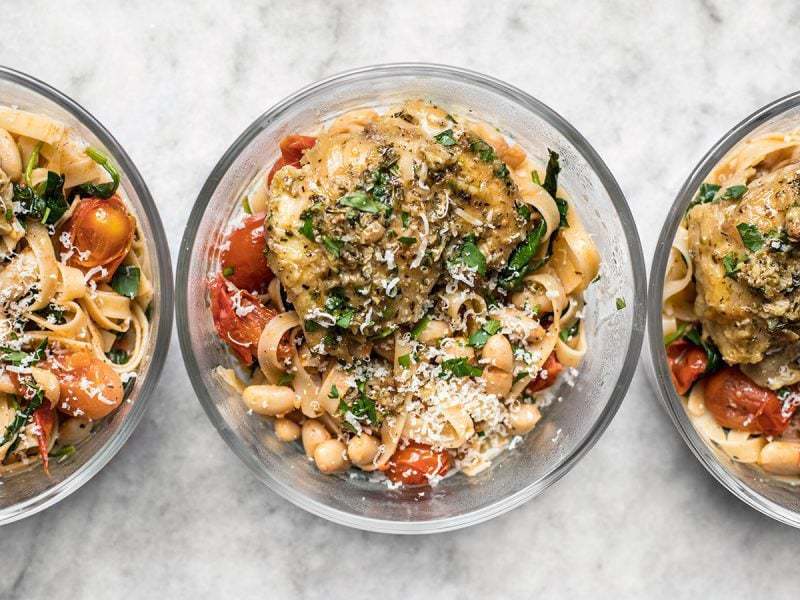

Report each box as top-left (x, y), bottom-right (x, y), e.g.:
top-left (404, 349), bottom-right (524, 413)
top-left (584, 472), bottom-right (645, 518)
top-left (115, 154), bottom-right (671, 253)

top-left (2, 0), bottom-right (799, 597)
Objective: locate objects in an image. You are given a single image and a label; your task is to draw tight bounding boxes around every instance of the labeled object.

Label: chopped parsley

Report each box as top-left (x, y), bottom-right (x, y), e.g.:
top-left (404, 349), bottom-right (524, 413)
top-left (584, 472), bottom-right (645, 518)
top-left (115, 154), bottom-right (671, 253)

top-left (684, 328), bottom-right (722, 373)
top-left (468, 319), bottom-right (502, 348)
top-left (49, 445), bottom-right (76, 463)
top-left (452, 235), bottom-right (487, 276)
top-left (499, 218), bottom-right (547, 291)
top-left (401, 211), bottom-right (410, 228)
top-left (277, 372), bottom-right (295, 386)
top-left (328, 384), bottom-right (340, 399)
top-left (469, 138), bottom-right (496, 162)
top-left (398, 236), bottom-right (417, 246)
top-left (106, 348), bottom-right (129, 365)
top-left (410, 314), bottom-right (431, 340)
top-left (339, 380), bottom-right (379, 429)
top-left (298, 211), bottom-right (315, 241)
top-left (721, 185), bottom-right (747, 200)
top-left (541, 149), bottom-right (561, 198)
top-left (322, 236), bottom-right (343, 257)
top-left (222, 266), bottom-right (235, 277)
top-left (0, 338), bottom-right (47, 367)
top-left (737, 223), bottom-right (764, 252)
top-left (722, 252), bottom-right (741, 278)
top-left (398, 353), bottom-right (412, 368)
top-left (434, 129), bottom-right (458, 146)
top-left (559, 320), bottom-right (580, 342)
top-left (615, 297), bottom-right (626, 310)
top-left (440, 357), bottom-right (484, 378)
top-left (241, 196), bottom-right (252, 214)
top-left (339, 190), bottom-right (386, 214)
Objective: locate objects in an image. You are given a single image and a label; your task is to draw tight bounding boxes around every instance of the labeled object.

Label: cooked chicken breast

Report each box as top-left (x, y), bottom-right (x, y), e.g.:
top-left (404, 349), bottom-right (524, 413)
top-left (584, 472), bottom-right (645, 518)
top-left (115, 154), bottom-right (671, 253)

top-left (265, 101), bottom-right (531, 357)
top-left (687, 162), bottom-right (800, 385)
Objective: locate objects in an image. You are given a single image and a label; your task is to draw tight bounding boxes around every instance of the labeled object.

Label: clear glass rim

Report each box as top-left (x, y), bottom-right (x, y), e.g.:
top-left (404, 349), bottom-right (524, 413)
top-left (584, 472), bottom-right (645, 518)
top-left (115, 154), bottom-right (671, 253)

top-left (648, 90), bottom-right (800, 529)
top-left (0, 65), bottom-right (174, 526)
top-left (177, 62), bottom-right (647, 534)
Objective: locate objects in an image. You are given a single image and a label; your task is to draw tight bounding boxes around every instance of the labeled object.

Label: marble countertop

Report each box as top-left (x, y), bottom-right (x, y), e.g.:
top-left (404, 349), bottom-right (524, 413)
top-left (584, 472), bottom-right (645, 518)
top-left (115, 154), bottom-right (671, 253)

top-left (3, 1), bottom-right (799, 598)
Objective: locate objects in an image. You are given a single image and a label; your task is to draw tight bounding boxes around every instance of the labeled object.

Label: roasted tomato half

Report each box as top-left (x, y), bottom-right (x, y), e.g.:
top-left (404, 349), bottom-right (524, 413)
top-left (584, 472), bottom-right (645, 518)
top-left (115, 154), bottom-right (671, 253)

top-left (527, 352), bottom-right (564, 393)
top-left (220, 214), bottom-right (273, 293)
top-left (667, 338), bottom-right (709, 395)
top-left (33, 404), bottom-right (56, 473)
top-left (209, 275), bottom-right (291, 365)
top-left (58, 196), bottom-right (135, 281)
top-left (49, 351), bottom-right (124, 421)
top-left (704, 367), bottom-right (797, 437)
top-left (384, 441), bottom-right (452, 486)
top-left (266, 135), bottom-right (316, 184)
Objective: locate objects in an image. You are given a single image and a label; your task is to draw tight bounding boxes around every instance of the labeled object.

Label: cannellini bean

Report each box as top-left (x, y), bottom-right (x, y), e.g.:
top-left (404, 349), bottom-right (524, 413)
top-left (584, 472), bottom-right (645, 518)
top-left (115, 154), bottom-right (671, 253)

top-left (483, 367), bottom-right (513, 397)
top-left (347, 433), bottom-right (380, 467)
top-left (481, 334), bottom-right (514, 372)
top-left (30, 367), bottom-right (59, 404)
top-left (509, 404), bottom-right (542, 435)
top-left (242, 385), bottom-right (295, 416)
top-left (58, 417), bottom-right (92, 445)
top-left (417, 319), bottom-right (451, 345)
top-left (274, 418), bottom-right (301, 442)
top-left (302, 419), bottom-right (331, 457)
top-left (0, 129), bottom-right (21, 181)
top-left (759, 441), bottom-right (800, 476)
top-left (313, 439), bottom-right (349, 473)
top-left (441, 337), bottom-right (475, 361)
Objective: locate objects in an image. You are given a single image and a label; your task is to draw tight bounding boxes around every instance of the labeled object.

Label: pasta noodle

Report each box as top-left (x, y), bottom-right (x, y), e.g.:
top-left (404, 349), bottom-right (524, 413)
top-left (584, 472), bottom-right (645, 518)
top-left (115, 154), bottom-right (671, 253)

top-left (209, 100), bottom-right (602, 487)
top-left (0, 106), bottom-right (154, 474)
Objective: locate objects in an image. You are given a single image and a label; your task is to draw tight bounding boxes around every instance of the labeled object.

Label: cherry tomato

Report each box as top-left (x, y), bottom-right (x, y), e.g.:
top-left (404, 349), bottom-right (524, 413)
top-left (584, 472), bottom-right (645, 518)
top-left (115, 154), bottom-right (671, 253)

top-left (33, 404), bottom-right (56, 473)
top-left (49, 351), bottom-right (124, 421)
top-left (667, 339), bottom-right (709, 395)
top-left (527, 352), bottom-right (564, 393)
top-left (209, 275), bottom-right (291, 365)
top-left (267, 135), bottom-right (316, 184)
top-left (704, 367), bottom-right (796, 436)
top-left (58, 196), bottom-right (135, 281)
top-left (220, 214), bottom-right (273, 293)
top-left (384, 441), bottom-right (451, 486)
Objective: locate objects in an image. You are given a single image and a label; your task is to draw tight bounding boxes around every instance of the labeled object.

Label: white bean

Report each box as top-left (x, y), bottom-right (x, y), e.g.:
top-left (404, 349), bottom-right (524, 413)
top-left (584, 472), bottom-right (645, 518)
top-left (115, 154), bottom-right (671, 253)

top-left (759, 441), bottom-right (800, 475)
top-left (481, 334), bottom-right (514, 372)
top-left (313, 439), bottom-right (349, 473)
top-left (242, 385), bottom-right (295, 416)
top-left (58, 417), bottom-right (92, 445)
top-left (274, 418), bottom-right (300, 442)
top-left (509, 404), bottom-right (542, 434)
top-left (417, 320), bottom-right (451, 345)
top-left (347, 434), bottom-right (380, 467)
top-left (302, 419), bottom-right (331, 457)
top-left (483, 367), bottom-right (513, 397)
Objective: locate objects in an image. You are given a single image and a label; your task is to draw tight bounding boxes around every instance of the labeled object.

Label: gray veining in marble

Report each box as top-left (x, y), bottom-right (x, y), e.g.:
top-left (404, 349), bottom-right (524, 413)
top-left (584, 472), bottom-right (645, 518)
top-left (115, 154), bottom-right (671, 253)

top-left (2, 1), bottom-right (799, 598)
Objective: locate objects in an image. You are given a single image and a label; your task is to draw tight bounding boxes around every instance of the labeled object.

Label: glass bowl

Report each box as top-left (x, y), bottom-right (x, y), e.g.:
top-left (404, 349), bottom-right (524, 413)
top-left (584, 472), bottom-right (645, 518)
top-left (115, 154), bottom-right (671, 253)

top-left (647, 91), bottom-right (800, 528)
top-left (0, 67), bottom-right (173, 525)
top-left (177, 63), bottom-right (646, 533)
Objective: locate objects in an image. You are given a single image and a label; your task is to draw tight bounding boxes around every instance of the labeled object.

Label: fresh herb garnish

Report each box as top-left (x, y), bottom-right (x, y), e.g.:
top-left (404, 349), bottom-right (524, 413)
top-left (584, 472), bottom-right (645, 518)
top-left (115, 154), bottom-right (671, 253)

top-left (49, 445), bottom-right (76, 463)
top-left (304, 319), bottom-right (323, 332)
top-left (555, 198), bottom-right (569, 228)
top-left (74, 147), bottom-right (121, 199)
top-left (339, 190), bottom-right (387, 214)
top-left (499, 218), bottom-right (547, 291)
top-left (106, 348), bottom-right (129, 365)
top-left (559, 320), bottom-right (580, 342)
top-left (722, 253), bottom-right (741, 278)
top-left (542, 150), bottom-right (560, 198)
top-left (688, 183), bottom-right (721, 210)
top-left (242, 196), bottom-right (252, 214)
top-left (0, 381), bottom-right (44, 452)
top-left (440, 357), bottom-right (484, 378)
top-left (410, 314), bottom-right (431, 340)
top-left (399, 236), bottom-right (417, 246)
top-left (517, 204), bottom-right (531, 220)
top-left (0, 338), bottom-right (47, 367)
top-left (737, 223), bottom-right (764, 252)
top-left (277, 372), bottom-right (295, 386)
top-left (222, 266), bottom-right (235, 277)
top-left (452, 235), bottom-right (487, 276)
top-left (663, 323), bottom-right (687, 346)
top-left (434, 129), bottom-right (458, 146)
top-left (298, 211), bottom-right (315, 241)
top-left (531, 170), bottom-right (541, 186)
top-left (398, 354), bottom-right (412, 368)
top-left (111, 265), bottom-right (140, 299)
top-left (401, 211), bottom-right (410, 228)
top-left (684, 328), bottom-right (722, 373)
top-left (469, 138), bottom-right (496, 162)
top-left (328, 385), bottom-right (340, 399)
top-left (721, 185), bottom-right (747, 200)
top-left (339, 380), bottom-right (379, 429)
top-left (615, 297), bottom-right (626, 310)
top-left (13, 170), bottom-right (68, 225)
top-left (322, 236), bottom-right (343, 257)
top-left (468, 319), bottom-right (502, 348)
